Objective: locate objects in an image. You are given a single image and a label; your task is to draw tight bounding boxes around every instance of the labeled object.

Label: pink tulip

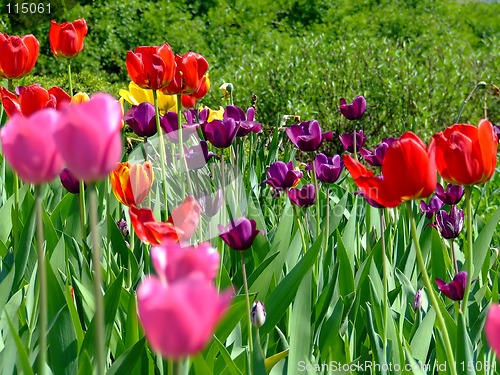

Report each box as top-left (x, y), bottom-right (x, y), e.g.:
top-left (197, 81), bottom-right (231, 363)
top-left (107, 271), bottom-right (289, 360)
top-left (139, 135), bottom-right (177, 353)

top-left (0, 109), bottom-right (63, 184)
top-left (137, 240), bottom-right (232, 359)
top-left (54, 93), bottom-right (123, 182)
top-left (485, 304), bottom-right (500, 357)
top-left (152, 241), bottom-right (220, 284)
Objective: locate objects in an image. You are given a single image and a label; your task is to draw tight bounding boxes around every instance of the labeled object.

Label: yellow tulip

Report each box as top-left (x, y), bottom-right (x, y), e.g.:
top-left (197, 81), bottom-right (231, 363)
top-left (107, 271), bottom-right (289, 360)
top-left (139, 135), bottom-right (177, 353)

top-left (119, 81), bottom-right (177, 115)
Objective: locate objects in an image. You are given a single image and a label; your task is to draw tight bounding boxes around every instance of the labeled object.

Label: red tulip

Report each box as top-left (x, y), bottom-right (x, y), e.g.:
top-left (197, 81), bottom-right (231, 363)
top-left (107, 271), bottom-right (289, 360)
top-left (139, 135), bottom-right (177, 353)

top-left (49, 18), bottom-right (88, 58)
top-left (344, 132), bottom-right (436, 208)
top-left (164, 52), bottom-right (209, 96)
top-left (0, 33), bottom-right (39, 79)
top-left (126, 44), bottom-right (176, 90)
top-left (0, 84), bottom-right (71, 118)
top-left (433, 120), bottom-right (498, 185)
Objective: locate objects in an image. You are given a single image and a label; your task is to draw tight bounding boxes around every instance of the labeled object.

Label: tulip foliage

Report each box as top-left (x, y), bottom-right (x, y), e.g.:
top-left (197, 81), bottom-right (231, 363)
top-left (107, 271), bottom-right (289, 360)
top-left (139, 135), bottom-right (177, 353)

top-left (1, 17), bottom-right (500, 375)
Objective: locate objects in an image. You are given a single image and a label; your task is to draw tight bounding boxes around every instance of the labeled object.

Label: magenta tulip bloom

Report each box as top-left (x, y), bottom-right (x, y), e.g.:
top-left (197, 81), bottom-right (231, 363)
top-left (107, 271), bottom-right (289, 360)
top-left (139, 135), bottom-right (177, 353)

top-left (124, 102), bottom-right (157, 138)
top-left (54, 94), bottom-right (123, 182)
top-left (339, 96), bottom-right (366, 120)
top-left (339, 130), bottom-right (367, 153)
top-left (1, 109), bottom-right (63, 184)
top-left (434, 183), bottom-right (465, 205)
top-left (222, 106), bottom-right (262, 137)
top-left (160, 111), bottom-right (197, 142)
top-left (435, 271), bottom-right (467, 301)
top-left (485, 304), bottom-right (500, 357)
top-left (359, 138), bottom-right (397, 166)
top-left (419, 196), bottom-right (444, 219)
top-left (202, 118), bottom-right (239, 149)
top-left (287, 184), bottom-right (316, 207)
top-left (434, 205), bottom-right (464, 239)
top-left (286, 120), bottom-right (333, 152)
top-left (137, 240), bottom-right (232, 359)
top-left (262, 161), bottom-right (303, 190)
top-left (314, 153), bottom-right (343, 183)
top-left (198, 189), bottom-right (223, 218)
top-left (184, 141), bottom-right (219, 170)
top-left (218, 217), bottom-right (263, 251)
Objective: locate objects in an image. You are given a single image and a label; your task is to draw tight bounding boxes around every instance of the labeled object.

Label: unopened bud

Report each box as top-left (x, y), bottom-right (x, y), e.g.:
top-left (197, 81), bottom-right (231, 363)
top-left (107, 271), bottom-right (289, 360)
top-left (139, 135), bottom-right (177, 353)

top-left (251, 301), bottom-right (266, 328)
top-left (116, 218), bottom-right (129, 238)
top-left (413, 289), bottom-right (423, 311)
top-left (219, 83), bottom-right (233, 99)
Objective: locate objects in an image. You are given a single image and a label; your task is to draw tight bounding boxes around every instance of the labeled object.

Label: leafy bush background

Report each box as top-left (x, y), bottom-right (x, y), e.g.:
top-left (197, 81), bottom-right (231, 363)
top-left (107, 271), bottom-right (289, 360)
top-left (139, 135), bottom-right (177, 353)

top-left (1, 0), bottom-right (499, 144)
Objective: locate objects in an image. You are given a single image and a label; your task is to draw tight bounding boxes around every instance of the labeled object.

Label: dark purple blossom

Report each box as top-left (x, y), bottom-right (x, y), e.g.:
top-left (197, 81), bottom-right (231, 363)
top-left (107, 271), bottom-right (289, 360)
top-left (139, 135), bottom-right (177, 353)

top-left (339, 130), bottom-right (367, 153)
top-left (359, 138), bottom-right (397, 166)
top-left (434, 183), bottom-right (465, 205)
top-left (201, 117), bottom-right (239, 149)
top-left (413, 289), bottom-right (423, 311)
top-left (124, 102), bottom-right (157, 138)
top-left (116, 218), bottom-right (129, 237)
top-left (436, 271), bottom-right (467, 301)
top-left (224, 106), bottom-right (262, 137)
top-left (314, 153), bottom-right (343, 183)
top-left (160, 111), bottom-right (197, 142)
top-left (339, 96), bottom-right (366, 120)
top-left (184, 141), bottom-right (219, 170)
top-left (434, 205), bottom-right (464, 239)
top-left (419, 196), bottom-right (444, 219)
top-left (218, 217), bottom-right (263, 251)
top-left (286, 120), bottom-right (333, 152)
top-left (261, 161), bottom-right (303, 190)
top-left (197, 189), bottom-right (223, 218)
top-left (287, 184), bottom-right (316, 208)
top-left (60, 168), bottom-right (82, 194)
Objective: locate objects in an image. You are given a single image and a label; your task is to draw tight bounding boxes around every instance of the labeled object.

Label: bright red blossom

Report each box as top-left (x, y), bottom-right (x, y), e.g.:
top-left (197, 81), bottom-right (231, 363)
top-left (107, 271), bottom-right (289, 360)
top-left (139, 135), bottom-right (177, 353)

top-left (0, 84), bottom-right (71, 118)
top-left (126, 44), bottom-right (176, 90)
top-left (432, 120), bottom-right (498, 185)
top-left (49, 18), bottom-right (88, 58)
top-left (344, 132), bottom-right (436, 208)
top-left (0, 33), bottom-right (39, 79)
top-left (165, 52), bottom-right (209, 96)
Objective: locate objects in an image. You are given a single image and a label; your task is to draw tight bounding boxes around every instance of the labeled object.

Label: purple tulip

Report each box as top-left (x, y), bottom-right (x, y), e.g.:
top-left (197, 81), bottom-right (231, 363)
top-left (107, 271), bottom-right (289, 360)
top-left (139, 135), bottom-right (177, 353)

top-left (184, 141), bottom-right (219, 170)
top-left (197, 189), bottom-right (223, 218)
top-left (116, 218), bottom-right (129, 237)
top-left (419, 196), bottom-right (444, 219)
top-left (218, 217), bottom-right (263, 251)
top-left (413, 289), bottom-right (423, 311)
top-left (354, 190), bottom-right (385, 209)
top-left (60, 168), bottom-right (82, 194)
top-left (314, 153), bottom-right (343, 183)
top-left (359, 138), bottom-right (397, 166)
top-left (287, 184), bottom-right (316, 207)
top-left (339, 96), bottom-right (367, 120)
top-left (493, 124), bottom-right (500, 140)
top-left (286, 120), bottom-right (333, 152)
top-left (160, 112), bottom-right (197, 142)
top-left (262, 161), bottom-right (303, 190)
top-left (436, 271), bottom-right (467, 301)
top-left (202, 117), bottom-right (239, 148)
top-left (434, 205), bottom-right (464, 239)
top-left (339, 130), bottom-right (367, 153)
top-left (183, 108), bottom-right (209, 131)
top-left (124, 102), bottom-right (157, 138)
top-left (434, 183), bottom-right (465, 205)
top-left (224, 105), bottom-right (262, 137)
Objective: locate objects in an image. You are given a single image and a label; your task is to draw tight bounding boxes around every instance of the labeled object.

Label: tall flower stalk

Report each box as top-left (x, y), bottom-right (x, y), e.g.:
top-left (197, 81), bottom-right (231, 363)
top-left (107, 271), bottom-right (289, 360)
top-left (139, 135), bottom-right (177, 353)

top-left (35, 185), bottom-right (47, 375)
top-left (462, 186), bottom-right (474, 319)
top-left (406, 202), bottom-right (457, 375)
top-left (153, 90), bottom-right (170, 220)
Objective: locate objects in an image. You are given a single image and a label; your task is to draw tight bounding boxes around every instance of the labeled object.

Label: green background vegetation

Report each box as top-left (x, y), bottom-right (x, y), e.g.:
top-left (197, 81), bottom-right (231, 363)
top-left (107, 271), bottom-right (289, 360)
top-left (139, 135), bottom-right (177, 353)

top-left (1, 0), bottom-right (500, 142)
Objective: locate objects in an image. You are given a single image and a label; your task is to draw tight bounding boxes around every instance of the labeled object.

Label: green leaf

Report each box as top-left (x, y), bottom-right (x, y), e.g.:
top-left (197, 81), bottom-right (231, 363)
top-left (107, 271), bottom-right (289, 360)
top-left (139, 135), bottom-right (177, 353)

top-left (456, 312), bottom-right (476, 375)
top-left (13, 197), bottom-right (36, 289)
top-left (337, 235), bottom-right (355, 298)
top-left (265, 349), bottom-right (289, 373)
top-left (107, 338), bottom-right (146, 375)
top-left (211, 335), bottom-right (243, 375)
top-left (6, 314), bottom-right (34, 375)
top-left (410, 308), bottom-right (435, 363)
top-left (472, 206), bottom-right (500, 280)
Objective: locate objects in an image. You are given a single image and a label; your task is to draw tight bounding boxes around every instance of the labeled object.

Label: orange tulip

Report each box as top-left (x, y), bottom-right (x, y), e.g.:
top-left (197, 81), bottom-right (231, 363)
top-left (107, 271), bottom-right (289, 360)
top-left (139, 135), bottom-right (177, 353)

top-left (0, 33), bottom-right (39, 79)
top-left (130, 196), bottom-right (201, 245)
top-left (164, 52), bottom-right (209, 96)
top-left (344, 132), bottom-right (436, 208)
top-left (110, 162), bottom-right (154, 206)
top-left (432, 119), bottom-right (498, 185)
top-left (49, 18), bottom-right (88, 58)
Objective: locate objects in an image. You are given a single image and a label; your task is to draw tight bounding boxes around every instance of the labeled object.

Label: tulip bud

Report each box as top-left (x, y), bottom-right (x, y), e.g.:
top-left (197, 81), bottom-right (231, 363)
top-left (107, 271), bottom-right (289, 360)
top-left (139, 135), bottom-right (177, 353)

top-left (116, 218), bottom-right (129, 238)
top-left (251, 301), bottom-right (266, 328)
top-left (413, 289), bottom-right (423, 311)
top-left (220, 83), bottom-right (233, 99)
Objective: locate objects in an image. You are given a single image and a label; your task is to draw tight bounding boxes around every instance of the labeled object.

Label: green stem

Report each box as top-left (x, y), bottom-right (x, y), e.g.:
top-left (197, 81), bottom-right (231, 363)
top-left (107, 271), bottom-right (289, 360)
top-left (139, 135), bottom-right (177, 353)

top-left (380, 209), bottom-right (388, 348)
top-left (68, 60), bottom-right (74, 97)
top-left (176, 94), bottom-right (193, 196)
top-left (292, 201), bottom-right (308, 253)
top-left (353, 127), bottom-right (358, 161)
top-left (240, 252), bottom-right (254, 362)
top-left (462, 186), bottom-right (474, 320)
top-left (324, 185), bottom-right (330, 252)
top-left (89, 184), bottom-right (105, 375)
top-left (35, 185), bottom-right (47, 375)
top-left (153, 90), bottom-right (170, 221)
top-left (310, 160), bottom-right (321, 238)
top-left (406, 202), bottom-right (457, 375)
top-left (79, 181), bottom-right (86, 245)
top-left (456, 81), bottom-right (486, 123)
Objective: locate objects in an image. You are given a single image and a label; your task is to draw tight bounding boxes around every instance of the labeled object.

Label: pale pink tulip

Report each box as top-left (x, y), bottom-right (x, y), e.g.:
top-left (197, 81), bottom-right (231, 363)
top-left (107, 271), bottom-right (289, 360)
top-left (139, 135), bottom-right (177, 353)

top-left (485, 304), bottom-right (500, 357)
top-left (0, 109), bottom-right (63, 184)
top-left (54, 93), bottom-right (123, 182)
top-left (151, 241), bottom-right (220, 284)
top-left (138, 240), bottom-right (231, 358)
